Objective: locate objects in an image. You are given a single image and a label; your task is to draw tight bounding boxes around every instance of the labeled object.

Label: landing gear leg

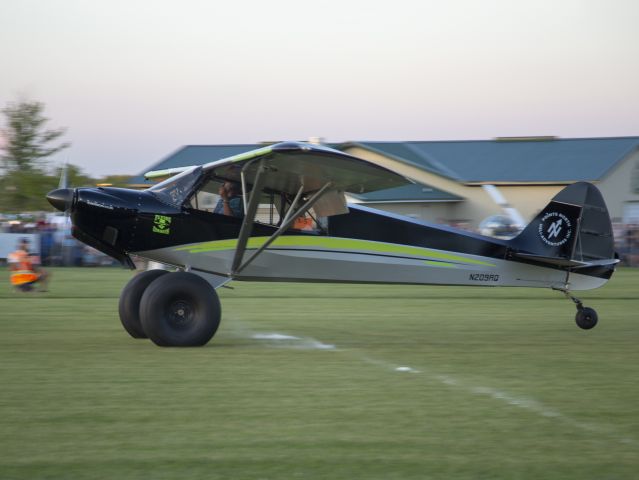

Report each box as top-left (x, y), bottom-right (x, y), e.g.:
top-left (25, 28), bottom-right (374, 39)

top-left (554, 287), bottom-right (598, 330)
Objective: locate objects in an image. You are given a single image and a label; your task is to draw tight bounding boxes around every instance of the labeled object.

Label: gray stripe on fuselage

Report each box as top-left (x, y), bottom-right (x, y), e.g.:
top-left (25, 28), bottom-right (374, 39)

top-left (134, 244), bottom-right (606, 291)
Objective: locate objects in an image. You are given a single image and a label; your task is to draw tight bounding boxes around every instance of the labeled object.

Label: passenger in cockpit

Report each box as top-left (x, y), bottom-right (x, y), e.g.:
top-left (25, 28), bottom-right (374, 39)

top-left (214, 181), bottom-right (244, 218)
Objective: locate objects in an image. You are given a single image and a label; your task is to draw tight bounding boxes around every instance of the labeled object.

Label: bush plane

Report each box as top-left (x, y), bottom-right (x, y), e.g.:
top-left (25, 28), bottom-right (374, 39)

top-left (47, 142), bottom-right (618, 346)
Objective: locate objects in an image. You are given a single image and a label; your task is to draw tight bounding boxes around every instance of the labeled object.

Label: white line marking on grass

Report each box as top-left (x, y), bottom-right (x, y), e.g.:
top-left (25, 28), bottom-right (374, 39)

top-left (251, 332), bottom-right (336, 350)
top-left (233, 323), bottom-right (634, 446)
top-left (395, 366), bottom-right (419, 373)
top-left (434, 374), bottom-right (459, 386)
top-left (252, 333), bottom-right (300, 340)
top-left (355, 352), bottom-right (635, 446)
top-left (469, 386), bottom-right (561, 418)
top-left (303, 339), bottom-right (336, 350)
top-left (464, 384), bottom-right (634, 445)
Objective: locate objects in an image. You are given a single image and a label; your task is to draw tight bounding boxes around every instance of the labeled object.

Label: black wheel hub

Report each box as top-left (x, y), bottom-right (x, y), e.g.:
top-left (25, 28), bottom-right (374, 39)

top-left (168, 300), bottom-right (194, 329)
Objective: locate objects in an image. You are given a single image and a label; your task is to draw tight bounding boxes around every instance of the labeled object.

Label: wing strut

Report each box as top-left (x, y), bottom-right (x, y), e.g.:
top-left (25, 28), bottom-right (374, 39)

top-left (231, 162), bottom-right (268, 274)
top-left (231, 181), bottom-right (332, 277)
top-left (281, 184), bottom-right (305, 226)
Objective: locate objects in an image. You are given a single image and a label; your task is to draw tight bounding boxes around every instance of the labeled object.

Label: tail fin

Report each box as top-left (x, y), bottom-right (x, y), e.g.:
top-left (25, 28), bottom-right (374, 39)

top-left (509, 182), bottom-right (616, 268)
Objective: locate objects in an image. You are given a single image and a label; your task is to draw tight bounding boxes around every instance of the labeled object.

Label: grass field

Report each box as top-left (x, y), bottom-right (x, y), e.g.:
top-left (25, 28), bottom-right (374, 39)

top-left (1, 267), bottom-right (638, 479)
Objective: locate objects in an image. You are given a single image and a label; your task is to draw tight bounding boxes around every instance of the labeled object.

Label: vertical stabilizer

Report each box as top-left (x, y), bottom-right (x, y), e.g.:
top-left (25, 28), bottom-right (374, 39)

top-left (509, 182), bottom-right (614, 265)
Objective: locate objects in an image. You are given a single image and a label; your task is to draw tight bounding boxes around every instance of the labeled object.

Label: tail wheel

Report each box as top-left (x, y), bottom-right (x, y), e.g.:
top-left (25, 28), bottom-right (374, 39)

top-left (575, 307), bottom-right (598, 330)
top-left (118, 269), bottom-right (169, 338)
top-left (139, 272), bottom-right (221, 347)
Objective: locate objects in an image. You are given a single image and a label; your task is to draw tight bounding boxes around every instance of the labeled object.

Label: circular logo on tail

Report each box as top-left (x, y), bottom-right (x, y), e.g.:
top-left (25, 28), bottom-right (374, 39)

top-left (538, 212), bottom-right (572, 246)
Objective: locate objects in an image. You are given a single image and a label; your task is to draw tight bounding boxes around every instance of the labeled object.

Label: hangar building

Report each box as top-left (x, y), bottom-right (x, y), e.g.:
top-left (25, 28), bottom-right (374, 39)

top-left (128, 136), bottom-right (639, 227)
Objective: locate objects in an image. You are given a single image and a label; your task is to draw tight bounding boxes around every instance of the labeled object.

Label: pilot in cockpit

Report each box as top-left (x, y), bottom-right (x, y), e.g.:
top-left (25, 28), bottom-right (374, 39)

top-left (213, 181), bottom-right (244, 218)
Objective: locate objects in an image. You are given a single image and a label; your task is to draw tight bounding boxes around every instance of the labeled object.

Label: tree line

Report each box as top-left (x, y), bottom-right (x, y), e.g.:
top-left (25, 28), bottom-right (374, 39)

top-left (0, 99), bottom-right (130, 212)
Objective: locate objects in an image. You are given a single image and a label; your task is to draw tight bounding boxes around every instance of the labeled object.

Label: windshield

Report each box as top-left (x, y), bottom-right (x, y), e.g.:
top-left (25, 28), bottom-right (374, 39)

top-left (148, 166), bottom-right (203, 206)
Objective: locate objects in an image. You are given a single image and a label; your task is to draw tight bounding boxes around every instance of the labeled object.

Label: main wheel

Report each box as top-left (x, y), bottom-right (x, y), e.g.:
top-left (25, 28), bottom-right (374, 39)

top-left (118, 269), bottom-right (169, 338)
top-left (575, 307), bottom-right (598, 330)
top-left (139, 272), bottom-right (221, 347)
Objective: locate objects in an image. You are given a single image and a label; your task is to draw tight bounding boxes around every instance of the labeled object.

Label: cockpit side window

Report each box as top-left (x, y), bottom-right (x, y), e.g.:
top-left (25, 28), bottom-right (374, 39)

top-left (251, 190), bottom-right (325, 233)
top-left (255, 191), bottom-right (282, 226)
top-left (279, 193), bottom-right (326, 233)
top-left (189, 178), bottom-right (224, 212)
top-left (189, 177), bottom-right (245, 218)
top-left (189, 174), bottom-right (281, 224)
top-left (176, 171), bottom-right (326, 233)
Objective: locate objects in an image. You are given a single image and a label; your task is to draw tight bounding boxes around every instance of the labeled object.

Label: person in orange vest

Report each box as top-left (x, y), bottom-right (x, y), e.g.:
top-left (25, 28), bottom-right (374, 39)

top-left (8, 238), bottom-right (50, 292)
top-left (293, 215), bottom-right (314, 231)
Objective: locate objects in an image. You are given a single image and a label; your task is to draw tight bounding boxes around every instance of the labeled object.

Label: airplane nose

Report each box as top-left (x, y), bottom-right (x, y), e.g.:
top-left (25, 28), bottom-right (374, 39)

top-left (47, 188), bottom-right (74, 212)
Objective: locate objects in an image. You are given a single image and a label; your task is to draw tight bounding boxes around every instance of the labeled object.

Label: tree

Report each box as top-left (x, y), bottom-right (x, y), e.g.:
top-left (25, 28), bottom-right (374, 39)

top-left (95, 174), bottom-right (133, 188)
top-left (53, 163), bottom-right (96, 189)
top-left (1, 100), bottom-right (70, 172)
top-left (0, 99), bottom-right (71, 211)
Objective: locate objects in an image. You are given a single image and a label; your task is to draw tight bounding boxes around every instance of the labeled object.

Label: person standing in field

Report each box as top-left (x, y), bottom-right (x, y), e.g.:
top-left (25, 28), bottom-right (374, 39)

top-left (7, 238), bottom-right (50, 292)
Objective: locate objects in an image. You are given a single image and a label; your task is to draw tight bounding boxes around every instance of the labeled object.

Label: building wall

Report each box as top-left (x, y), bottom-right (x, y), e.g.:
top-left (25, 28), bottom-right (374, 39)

top-left (344, 147), bottom-right (493, 226)
top-left (489, 185), bottom-right (563, 221)
top-left (344, 146), bottom-right (565, 227)
top-left (597, 149), bottom-right (639, 222)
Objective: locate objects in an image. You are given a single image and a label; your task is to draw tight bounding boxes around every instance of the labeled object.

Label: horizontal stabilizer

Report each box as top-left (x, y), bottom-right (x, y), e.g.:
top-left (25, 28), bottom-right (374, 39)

top-left (514, 253), bottom-right (619, 269)
top-left (570, 258), bottom-right (620, 269)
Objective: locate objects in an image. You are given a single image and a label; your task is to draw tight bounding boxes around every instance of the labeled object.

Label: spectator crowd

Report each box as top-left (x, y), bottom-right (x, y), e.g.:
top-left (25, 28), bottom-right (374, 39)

top-left (1, 216), bottom-right (114, 266)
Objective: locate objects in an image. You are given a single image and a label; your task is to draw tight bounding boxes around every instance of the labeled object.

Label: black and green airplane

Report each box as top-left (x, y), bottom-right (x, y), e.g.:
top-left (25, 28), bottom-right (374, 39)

top-left (47, 142), bottom-right (618, 347)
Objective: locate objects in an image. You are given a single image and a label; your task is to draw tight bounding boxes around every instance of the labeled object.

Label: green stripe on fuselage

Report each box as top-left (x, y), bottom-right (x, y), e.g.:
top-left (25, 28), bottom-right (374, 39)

top-left (424, 260), bottom-right (459, 268)
top-left (174, 236), bottom-right (495, 267)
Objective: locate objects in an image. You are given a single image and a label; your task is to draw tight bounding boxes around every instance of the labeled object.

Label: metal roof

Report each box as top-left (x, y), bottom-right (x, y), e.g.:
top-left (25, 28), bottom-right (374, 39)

top-left (349, 183), bottom-right (463, 203)
top-left (345, 137), bottom-right (639, 183)
top-left (129, 137), bottom-right (639, 187)
top-left (128, 144), bottom-right (264, 185)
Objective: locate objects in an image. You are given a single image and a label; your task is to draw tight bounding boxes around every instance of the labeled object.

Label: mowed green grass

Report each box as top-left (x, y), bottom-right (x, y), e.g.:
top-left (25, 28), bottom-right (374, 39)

top-left (0, 267), bottom-right (638, 479)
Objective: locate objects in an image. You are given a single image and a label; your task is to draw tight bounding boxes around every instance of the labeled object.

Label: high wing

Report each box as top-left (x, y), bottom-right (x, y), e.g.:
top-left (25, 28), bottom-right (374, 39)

top-left (147, 142), bottom-right (410, 197)
top-left (205, 142), bottom-right (410, 196)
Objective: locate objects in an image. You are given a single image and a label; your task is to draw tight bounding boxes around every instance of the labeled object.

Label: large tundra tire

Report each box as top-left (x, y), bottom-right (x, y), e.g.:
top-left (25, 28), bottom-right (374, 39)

top-left (140, 272), bottom-right (221, 347)
top-left (118, 269), bottom-right (169, 338)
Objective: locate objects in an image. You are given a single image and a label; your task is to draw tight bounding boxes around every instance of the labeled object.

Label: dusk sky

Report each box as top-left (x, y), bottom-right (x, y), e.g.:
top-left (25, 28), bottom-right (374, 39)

top-left (1, 0), bottom-right (638, 177)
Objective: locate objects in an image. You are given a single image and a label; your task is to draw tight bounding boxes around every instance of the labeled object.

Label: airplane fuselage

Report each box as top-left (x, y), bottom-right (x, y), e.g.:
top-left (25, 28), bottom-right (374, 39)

top-left (64, 186), bottom-right (612, 291)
